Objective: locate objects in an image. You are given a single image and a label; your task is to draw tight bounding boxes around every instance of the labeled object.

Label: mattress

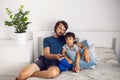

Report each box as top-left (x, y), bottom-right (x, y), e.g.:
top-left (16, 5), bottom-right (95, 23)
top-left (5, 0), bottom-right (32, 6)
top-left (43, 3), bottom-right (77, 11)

top-left (27, 47), bottom-right (120, 80)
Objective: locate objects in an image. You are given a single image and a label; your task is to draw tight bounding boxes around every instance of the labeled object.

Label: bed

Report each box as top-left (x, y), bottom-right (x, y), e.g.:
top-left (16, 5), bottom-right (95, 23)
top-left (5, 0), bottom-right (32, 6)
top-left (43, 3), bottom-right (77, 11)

top-left (27, 31), bottom-right (120, 80)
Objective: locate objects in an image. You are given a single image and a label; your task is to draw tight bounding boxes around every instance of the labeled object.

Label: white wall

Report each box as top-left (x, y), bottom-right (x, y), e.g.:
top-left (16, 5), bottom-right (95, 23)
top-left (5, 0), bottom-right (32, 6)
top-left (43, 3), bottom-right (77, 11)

top-left (0, 0), bottom-right (120, 39)
top-left (119, 29), bottom-right (120, 62)
top-left (117, 31), bottom-right (120, 62)
top-left (117, 28), bottom-right (120, 61)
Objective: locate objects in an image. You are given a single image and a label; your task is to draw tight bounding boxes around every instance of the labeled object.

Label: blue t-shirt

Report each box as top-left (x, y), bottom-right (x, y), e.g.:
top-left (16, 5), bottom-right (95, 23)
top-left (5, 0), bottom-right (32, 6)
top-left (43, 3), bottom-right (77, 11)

top-left (43, 36), bottom-right (65, 54)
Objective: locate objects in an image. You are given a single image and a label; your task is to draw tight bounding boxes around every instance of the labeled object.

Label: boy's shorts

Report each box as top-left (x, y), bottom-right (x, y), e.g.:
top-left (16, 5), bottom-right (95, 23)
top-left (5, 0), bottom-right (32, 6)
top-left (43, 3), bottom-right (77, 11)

top-left (58, 58), bottom-right (73, 71)
top-left (35, 55), bottom-right (59, 70)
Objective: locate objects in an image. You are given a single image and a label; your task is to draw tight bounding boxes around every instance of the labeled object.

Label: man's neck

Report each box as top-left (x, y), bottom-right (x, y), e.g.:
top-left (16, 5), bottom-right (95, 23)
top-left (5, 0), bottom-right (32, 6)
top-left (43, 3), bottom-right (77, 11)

top-left (54, 33), bottom-right (62, 38)
top-left (54, 33), bottom-right (58, 38)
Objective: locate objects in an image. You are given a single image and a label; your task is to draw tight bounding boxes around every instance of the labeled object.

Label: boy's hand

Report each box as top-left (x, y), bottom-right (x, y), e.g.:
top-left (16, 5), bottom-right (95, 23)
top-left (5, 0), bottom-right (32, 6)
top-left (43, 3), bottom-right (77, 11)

top-left (67, 59), bottom-right (73, 64)
top-left (73, 64), bottom-right (80, 73)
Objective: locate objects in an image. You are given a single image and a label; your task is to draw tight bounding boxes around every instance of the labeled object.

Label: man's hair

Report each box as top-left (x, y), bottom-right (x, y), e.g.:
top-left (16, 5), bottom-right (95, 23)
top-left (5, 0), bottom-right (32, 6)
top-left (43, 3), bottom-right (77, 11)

top-left (65, 32), bottom-right (75, 40)
top-left (54, 20), bottom-right (68, 32)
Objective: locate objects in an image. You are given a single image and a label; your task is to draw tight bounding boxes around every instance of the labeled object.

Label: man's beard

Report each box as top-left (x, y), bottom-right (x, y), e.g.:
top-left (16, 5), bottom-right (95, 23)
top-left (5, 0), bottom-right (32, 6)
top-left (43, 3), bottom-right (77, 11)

top-left (56, 32), bottom-right (64, 37)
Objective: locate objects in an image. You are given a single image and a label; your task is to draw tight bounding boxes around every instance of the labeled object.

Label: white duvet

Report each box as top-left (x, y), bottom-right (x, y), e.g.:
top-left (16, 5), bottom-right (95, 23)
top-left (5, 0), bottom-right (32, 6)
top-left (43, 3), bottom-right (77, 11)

top-left (27, 47), bottom-right (120, 80)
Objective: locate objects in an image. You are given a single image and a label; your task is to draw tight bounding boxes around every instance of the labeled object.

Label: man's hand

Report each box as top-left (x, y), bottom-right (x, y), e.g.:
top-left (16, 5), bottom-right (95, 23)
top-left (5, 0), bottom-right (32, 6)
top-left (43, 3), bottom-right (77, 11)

top-left (56, 54), bottom-right (63, 60)
top-left (76, 42), bottom-right (91, 63)
top-left (83, 49), bottom-right (91, 63)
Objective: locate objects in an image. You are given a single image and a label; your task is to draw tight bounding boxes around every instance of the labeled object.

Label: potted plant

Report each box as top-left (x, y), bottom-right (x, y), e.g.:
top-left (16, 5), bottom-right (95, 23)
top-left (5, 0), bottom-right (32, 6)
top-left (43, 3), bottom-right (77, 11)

top-left (4, 5), bottom-right (31, 45)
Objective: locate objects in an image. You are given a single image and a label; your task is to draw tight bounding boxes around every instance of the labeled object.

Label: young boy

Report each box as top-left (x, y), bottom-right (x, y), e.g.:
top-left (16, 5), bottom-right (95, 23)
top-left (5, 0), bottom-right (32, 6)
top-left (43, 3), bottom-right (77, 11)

top-left (58, 32), bottom-right (80, 73)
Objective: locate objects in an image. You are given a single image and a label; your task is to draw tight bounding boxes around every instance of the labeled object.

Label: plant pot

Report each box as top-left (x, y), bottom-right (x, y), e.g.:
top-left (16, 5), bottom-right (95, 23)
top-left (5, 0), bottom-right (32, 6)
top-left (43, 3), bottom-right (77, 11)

top-left (14, 33), bottom-right (27, 45)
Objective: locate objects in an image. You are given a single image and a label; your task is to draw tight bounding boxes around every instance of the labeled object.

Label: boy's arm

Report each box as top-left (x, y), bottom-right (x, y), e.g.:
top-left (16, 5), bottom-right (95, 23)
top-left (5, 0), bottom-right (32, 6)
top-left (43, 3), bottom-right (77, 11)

top-left (74, 50), bottom-right (80, 72)
top-left (72, 44), bottom-right (81, 73)
top-left (75, 51), bottom-right (80, 66)
top-left (76, 42), bottom-right (91, 63)
top-left (62, 48), bottom-right (73, 64)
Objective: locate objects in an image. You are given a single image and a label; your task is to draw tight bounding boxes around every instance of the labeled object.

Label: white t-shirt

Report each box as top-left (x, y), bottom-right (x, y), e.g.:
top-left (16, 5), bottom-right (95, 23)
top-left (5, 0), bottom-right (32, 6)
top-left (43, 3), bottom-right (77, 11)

top-left (63, 44), bottom-right (79, 52)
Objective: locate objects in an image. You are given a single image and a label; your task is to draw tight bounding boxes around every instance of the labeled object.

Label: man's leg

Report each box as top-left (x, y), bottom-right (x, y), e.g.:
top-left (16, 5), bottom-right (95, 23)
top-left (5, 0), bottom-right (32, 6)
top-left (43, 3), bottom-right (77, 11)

top-left (17, 63), bottom-right (40, 80)
top-left (32, 66), bottom-right (60, 79)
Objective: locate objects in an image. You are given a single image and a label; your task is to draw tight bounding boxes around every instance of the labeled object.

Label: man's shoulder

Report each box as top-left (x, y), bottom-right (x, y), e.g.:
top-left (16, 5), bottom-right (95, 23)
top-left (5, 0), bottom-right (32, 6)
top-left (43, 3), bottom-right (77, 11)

top-left (45, 36), bottom-right (65, 40)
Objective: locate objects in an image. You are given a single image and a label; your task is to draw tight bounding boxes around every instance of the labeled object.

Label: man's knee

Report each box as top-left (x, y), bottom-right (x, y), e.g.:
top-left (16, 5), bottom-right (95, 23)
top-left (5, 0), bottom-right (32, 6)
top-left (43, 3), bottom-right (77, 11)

top-left (47, 66), bottom-right (60, 78)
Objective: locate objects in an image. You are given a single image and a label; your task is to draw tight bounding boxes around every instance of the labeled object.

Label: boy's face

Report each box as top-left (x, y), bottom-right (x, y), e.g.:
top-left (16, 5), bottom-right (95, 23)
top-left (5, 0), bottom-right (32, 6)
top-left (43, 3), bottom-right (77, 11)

top-left (56, 23), bottom-right (66, 37)
top-left (65, 36), bottom-right (74, 47)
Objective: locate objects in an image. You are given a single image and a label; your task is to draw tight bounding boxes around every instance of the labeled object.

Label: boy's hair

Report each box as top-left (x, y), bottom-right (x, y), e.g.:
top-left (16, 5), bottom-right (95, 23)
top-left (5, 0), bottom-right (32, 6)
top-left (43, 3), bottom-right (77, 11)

top-left (54, 20), bottom-right (68, 32)
top-left (65, 32), bottom-right (75, 40)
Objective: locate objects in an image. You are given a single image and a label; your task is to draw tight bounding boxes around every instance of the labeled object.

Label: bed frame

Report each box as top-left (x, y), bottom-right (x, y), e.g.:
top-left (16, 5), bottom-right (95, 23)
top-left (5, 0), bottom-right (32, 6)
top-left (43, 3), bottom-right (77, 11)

top-left (33, 31), bottom-right (119, 61)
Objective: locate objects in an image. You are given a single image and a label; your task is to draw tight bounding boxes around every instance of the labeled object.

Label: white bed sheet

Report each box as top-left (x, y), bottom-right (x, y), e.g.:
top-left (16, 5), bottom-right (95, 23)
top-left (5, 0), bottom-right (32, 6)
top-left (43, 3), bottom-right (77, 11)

top-left (27, 47), bottom-right (120, 80)
top-left (28, 64), bottom-right (120, 80)
top-left (96, 47), bottom-right (119, 65)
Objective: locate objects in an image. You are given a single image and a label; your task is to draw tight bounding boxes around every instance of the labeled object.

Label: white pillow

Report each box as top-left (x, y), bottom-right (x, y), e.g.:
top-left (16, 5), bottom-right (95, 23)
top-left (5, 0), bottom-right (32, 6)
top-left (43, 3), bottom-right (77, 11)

top-left (38, 32), bottom-right (54, 56)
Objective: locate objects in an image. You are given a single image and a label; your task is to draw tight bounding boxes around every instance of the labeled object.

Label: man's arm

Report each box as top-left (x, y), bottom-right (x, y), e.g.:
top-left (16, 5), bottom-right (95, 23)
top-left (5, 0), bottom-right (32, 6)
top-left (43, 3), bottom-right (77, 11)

top-left (43, 47), bottom-right (62, 60)
top-left (76, 42), bottom-right (91, 63)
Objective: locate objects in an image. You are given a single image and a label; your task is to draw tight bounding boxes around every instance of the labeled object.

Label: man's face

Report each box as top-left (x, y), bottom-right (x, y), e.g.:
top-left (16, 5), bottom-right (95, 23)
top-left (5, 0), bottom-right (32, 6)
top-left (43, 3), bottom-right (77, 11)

top-left (65, 36), bottom-right (74, 47)
top-left (56, 23), bottom-right (66, 37)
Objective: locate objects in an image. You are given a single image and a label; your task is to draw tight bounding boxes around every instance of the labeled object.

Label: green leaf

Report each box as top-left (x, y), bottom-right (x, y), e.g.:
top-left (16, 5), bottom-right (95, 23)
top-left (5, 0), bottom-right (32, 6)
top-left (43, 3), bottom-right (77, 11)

top-left (19, 5), bottom-right (24, 11)
top-left (5, 5), bottom-right (31, 33)
top-left (25, 22), bottom-right (31, 26)
top-left (10, 15), bottom-right (13, 19)
top-left (4, 21), bottom-right (14, 26)
top-left (25, 11), bottom-right (30, 15)
top-left (23, 17), bottom-right (28, 21)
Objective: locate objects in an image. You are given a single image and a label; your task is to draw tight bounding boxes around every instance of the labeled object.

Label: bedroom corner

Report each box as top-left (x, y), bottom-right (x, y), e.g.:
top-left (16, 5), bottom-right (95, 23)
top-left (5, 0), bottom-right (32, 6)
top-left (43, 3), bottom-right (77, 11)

top-left (0, 0), bottom-right (120, 80)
